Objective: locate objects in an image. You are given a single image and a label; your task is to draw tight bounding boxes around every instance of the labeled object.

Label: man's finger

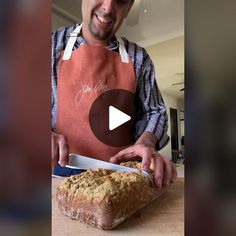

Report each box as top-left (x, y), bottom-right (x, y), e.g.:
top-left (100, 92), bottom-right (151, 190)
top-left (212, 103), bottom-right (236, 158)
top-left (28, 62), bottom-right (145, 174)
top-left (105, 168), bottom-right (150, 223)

top-left (110, 148), bottom-right (135, 163)
top-left (112, 147), bottom-right (135, 158)
top-left (110, 155), bottom-right (141, 164)
top-left (162, 158), bottom-right (173, 186)
top-left (110, 151), bottom-right (140, 164)
top-left (171, 163), bottom-right (177, 183)
top-left (51, 134), bottom-right (59, 167)
top-left (140, 148), bottom-right (152, 172)
top-left (58, 136), bottom-right (69, 167)
top-left (153, 156), bottom-right (163, 188)
top-left (110, 144), bottom-right (153, 168)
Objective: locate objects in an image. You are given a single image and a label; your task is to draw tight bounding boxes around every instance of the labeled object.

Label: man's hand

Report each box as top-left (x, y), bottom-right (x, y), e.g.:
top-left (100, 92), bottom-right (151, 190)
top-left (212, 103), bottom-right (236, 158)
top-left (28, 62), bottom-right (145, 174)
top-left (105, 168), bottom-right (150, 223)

top-left (110, 132), bottom-right (177, 188)
top-left (51, 132), bottom-right (69, 167)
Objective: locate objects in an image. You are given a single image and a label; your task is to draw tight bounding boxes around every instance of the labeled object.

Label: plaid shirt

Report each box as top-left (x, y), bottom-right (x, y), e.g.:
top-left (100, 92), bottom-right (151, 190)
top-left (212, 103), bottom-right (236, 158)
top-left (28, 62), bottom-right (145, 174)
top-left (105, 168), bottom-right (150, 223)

top-left (52, 23), bottom-right (169, 150)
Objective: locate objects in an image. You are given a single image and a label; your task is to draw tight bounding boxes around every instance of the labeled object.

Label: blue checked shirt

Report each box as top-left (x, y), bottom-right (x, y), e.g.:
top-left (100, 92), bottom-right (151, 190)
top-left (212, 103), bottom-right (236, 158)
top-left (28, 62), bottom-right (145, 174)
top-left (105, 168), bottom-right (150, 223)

top-left (52, 23), bottom-right (169, 150)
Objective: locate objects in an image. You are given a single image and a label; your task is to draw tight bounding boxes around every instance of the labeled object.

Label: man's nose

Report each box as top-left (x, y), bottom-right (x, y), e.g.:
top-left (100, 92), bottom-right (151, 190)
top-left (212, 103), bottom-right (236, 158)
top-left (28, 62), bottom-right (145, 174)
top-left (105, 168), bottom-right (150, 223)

top-left (101, 0), bottom-right (114, 14)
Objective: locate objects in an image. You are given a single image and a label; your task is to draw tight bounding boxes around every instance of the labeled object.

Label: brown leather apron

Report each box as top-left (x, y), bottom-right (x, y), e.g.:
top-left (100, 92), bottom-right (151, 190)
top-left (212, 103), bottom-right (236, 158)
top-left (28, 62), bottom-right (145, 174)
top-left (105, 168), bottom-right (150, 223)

top-left (56, 24), bottom-right (136, 162)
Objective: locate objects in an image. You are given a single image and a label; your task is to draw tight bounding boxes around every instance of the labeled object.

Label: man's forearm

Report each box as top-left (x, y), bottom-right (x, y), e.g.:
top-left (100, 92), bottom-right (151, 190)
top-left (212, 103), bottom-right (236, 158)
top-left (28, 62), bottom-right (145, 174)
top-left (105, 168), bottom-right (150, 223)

top-left (135, 131), bottom-right (158, 149)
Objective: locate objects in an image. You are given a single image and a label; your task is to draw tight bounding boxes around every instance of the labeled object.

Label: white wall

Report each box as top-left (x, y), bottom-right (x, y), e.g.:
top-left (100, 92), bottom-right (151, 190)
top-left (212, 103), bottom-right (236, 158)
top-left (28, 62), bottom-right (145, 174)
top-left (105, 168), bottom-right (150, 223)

top-left (145, 39), bottom-right (184, 160)
top-left (158, 92), bottom-right (183, 160)
top-left (52, 12), bottom-right (74, 32)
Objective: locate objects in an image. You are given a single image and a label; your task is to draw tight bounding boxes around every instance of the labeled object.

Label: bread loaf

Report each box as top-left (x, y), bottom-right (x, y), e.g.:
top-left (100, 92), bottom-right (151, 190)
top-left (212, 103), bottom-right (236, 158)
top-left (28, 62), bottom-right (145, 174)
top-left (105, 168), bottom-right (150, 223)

top-left (56, 161), bottom-right (163, 230)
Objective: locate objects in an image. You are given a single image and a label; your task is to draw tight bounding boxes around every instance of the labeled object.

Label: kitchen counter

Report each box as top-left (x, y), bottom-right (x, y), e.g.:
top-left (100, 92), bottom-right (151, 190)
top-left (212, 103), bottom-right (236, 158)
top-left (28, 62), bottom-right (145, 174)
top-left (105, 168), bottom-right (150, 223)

top-left (52, 177), bottom-right (184, 236)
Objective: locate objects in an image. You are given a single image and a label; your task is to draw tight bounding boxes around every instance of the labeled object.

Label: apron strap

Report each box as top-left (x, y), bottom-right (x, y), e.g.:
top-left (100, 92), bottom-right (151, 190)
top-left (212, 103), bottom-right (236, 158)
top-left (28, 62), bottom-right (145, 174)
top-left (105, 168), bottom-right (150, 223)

top-left (115, 34), bottom-right (129, 63)
top-left (62, 24), bottom-right (83, 61)
top-left (62, 23), bottom-right (129, 63)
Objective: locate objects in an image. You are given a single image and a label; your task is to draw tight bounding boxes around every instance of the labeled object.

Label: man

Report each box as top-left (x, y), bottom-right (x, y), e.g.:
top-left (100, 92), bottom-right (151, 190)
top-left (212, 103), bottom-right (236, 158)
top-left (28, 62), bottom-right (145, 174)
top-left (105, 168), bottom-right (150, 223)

top-left (52, 0), bottom-right (177, 188)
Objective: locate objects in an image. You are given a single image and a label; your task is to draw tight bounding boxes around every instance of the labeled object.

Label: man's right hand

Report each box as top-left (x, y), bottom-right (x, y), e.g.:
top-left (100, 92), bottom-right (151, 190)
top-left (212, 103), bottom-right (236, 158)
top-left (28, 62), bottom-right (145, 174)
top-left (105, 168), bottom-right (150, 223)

top-left (51, 132), bottom-right (69, 167)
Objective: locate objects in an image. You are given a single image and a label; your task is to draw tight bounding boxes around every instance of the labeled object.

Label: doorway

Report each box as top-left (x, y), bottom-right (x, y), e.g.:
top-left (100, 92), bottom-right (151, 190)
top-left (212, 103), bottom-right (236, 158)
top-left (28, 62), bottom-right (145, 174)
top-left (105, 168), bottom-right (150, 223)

top-left (170, 108), bottom-right (179, 160)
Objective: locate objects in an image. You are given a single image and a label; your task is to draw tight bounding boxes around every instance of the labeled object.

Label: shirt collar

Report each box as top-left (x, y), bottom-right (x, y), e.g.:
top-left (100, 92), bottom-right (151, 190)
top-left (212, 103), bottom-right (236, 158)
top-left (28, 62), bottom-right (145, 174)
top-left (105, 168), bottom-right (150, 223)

top-left (77, 35), bottom-right (119, 50)
top-left (67, 30), bottom-right (119, 50)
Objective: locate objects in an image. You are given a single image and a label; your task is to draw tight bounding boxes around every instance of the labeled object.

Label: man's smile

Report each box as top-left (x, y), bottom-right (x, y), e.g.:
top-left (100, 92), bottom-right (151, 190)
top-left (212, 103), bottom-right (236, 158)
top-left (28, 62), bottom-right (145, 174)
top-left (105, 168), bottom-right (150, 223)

top-left (93, 10), bottom-right (115, 29)
top-left (95, 13), bottom-right (113, 24)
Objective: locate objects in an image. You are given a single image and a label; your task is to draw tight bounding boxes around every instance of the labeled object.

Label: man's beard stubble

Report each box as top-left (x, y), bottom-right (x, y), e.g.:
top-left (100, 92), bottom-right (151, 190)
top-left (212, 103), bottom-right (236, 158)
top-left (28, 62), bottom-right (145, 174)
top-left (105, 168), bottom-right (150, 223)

top-left (88, 21), bottom-right (113, 41)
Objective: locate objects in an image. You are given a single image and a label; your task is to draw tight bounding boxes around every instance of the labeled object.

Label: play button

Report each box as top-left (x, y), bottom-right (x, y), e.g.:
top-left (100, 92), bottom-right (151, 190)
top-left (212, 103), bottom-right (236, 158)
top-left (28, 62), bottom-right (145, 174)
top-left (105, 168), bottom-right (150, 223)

top-left (89, 89), bottom-right (137, 147)
top-left (109, 106), bottom-right (131, 131)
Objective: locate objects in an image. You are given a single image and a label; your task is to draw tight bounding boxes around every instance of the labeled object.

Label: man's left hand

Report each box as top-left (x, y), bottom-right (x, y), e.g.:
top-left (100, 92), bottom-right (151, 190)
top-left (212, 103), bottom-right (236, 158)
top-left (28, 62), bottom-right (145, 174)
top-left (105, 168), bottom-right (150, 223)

top-left (110, 132), bottom-right (177, 188)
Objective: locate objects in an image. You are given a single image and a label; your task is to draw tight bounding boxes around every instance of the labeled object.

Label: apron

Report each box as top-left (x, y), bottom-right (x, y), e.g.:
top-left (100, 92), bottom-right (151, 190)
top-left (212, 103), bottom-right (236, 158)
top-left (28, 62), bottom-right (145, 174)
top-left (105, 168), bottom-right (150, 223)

top-left (56, 24), bottom-right (136, 162)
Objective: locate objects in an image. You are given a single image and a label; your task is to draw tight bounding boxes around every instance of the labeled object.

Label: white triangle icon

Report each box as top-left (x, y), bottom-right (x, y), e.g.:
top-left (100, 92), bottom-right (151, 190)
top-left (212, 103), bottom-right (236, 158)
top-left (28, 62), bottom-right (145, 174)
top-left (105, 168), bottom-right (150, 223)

top-left (109, 106), bottom-right (131, 131)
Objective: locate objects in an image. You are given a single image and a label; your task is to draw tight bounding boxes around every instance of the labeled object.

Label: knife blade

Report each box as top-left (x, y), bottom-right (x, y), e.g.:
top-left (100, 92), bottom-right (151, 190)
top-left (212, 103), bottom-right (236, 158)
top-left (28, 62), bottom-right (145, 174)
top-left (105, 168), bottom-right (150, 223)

top-left (65, 153), bottom-right (154, 186)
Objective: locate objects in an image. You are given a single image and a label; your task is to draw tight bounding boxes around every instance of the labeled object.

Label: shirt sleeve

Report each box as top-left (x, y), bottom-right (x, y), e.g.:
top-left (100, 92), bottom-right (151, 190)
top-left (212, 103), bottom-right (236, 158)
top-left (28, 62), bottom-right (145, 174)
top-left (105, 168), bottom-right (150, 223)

top-left (51, 30), bottom-right (59, 131)
top-left (51, 27), bottom-right (68, 131)
top-left (134, 49), bottom-right (169, 150)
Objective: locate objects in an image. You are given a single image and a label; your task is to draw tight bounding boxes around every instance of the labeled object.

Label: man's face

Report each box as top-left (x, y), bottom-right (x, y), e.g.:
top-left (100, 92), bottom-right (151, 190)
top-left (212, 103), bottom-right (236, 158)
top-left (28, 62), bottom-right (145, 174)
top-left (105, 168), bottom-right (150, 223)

top-left (82, 0), bottom-right (134, 41)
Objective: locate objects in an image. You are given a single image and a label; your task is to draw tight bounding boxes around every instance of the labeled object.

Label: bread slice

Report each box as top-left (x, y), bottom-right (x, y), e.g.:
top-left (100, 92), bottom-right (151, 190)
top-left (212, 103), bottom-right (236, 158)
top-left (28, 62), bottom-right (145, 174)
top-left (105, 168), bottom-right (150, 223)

top-left (56, 161), bottom-right (163, 230)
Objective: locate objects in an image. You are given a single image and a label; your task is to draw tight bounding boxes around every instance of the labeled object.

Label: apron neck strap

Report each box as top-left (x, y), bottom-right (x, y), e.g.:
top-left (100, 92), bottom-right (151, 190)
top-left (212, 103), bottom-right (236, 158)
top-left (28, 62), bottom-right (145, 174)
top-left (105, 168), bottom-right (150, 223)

top-left (62, 23), bottom-right (129, 63)
top-left (62, 24), bottom-right (83, 60)
top-left (115, 34), bottom-right (129, 63)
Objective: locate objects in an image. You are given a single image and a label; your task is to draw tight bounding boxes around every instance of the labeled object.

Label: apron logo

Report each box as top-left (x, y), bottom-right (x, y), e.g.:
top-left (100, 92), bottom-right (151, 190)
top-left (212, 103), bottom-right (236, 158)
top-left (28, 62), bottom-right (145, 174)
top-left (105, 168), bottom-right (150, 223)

top-left (75, 80), bottom-right (110, 105)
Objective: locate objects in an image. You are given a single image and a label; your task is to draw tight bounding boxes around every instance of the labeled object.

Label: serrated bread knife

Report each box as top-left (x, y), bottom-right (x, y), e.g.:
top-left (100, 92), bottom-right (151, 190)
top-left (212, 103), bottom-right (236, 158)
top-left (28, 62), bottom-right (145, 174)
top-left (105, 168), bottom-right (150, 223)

top-left (65, 153), bottom-right (154, 186)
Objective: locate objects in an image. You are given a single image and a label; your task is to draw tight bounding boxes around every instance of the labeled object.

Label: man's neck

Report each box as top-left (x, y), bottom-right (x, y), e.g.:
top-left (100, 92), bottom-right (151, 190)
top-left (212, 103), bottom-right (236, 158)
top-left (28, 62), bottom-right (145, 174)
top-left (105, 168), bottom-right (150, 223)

top-left (81, 26), bottom-right (111, 47)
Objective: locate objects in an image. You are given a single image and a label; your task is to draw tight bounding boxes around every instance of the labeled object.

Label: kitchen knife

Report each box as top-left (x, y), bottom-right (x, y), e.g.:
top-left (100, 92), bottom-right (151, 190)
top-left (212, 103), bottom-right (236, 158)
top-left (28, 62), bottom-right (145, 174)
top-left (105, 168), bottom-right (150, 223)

top-left (65, 153), bottom-right (154, 186)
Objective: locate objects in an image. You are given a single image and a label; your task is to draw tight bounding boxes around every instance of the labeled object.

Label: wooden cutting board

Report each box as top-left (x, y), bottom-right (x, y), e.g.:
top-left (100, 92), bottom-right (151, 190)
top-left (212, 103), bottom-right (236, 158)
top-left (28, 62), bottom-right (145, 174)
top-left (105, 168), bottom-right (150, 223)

top-left (52, 177), bottom-right (184, 236)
